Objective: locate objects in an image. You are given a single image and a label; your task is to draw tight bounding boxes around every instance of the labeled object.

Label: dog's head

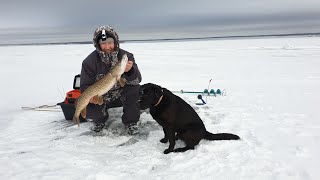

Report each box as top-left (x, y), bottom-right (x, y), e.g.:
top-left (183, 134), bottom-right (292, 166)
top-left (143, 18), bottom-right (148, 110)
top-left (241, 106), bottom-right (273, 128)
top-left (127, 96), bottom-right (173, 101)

top-left (137, 83), bottom-right (164, 110)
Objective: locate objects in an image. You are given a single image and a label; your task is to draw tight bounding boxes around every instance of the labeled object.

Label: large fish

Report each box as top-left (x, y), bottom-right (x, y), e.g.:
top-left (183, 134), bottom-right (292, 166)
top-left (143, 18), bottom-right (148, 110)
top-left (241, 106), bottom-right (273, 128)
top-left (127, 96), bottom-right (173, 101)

top-left (73, 54), bottom-right (128, 126)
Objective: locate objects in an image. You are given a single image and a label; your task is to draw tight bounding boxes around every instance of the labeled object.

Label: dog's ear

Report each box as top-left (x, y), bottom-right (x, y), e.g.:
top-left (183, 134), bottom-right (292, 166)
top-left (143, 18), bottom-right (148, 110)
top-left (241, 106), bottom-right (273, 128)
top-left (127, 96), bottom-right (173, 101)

top-left (154, 85), bottom-right (163, 98)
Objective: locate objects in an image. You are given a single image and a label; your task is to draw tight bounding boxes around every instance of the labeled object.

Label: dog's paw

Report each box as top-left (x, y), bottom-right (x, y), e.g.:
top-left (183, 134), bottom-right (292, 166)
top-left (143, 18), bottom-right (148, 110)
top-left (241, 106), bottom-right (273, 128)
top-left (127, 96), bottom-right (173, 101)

top-left (160, 138), bottom-right (168, 143)
top-left (163, 149), bottom-right (173, 154)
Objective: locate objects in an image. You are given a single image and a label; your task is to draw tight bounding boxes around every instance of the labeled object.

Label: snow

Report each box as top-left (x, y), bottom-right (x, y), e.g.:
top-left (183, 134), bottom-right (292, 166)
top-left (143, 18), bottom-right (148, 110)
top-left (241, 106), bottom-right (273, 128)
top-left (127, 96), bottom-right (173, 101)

top-left (1, 36), bottom-right (320, 179)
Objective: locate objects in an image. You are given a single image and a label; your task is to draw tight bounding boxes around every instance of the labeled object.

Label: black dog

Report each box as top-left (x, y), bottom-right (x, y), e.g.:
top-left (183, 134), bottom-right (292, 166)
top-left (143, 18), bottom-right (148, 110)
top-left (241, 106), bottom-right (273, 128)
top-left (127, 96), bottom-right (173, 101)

top-left (138, 83), bottom-right (240, 154)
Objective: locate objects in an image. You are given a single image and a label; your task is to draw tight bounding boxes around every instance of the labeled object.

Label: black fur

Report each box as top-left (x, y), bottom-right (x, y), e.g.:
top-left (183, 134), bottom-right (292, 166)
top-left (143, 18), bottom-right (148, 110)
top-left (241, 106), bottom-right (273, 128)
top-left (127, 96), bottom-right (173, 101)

top-left (137, 83), bottom-right (240, 154)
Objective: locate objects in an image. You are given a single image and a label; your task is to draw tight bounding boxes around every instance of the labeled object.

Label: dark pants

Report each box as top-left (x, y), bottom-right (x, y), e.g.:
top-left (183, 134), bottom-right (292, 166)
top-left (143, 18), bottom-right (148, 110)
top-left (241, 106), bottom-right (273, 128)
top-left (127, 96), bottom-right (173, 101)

top-left (86, 85), bottom-right (140, 125)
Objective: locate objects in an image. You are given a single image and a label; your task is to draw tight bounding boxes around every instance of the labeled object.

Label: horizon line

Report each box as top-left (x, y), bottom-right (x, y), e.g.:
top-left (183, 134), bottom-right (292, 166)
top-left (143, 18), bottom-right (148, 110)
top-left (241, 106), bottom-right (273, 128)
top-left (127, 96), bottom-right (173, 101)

top-left (1, 32), bottom-right (319, 47)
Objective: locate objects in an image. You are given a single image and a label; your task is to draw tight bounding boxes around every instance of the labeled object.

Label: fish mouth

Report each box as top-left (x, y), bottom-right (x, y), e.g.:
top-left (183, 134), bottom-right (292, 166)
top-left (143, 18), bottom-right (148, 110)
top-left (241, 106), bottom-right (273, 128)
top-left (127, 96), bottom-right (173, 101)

top-left (117, 54), bottom-right (128, 72)
top-left (120, 61), bottom-right (128, 69)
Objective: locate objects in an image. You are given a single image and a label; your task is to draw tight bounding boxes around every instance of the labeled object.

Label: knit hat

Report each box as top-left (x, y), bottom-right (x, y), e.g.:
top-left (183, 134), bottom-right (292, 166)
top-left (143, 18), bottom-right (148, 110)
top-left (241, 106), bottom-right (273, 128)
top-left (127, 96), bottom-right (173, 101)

top-left (93, 25), bottom-right (119, 51)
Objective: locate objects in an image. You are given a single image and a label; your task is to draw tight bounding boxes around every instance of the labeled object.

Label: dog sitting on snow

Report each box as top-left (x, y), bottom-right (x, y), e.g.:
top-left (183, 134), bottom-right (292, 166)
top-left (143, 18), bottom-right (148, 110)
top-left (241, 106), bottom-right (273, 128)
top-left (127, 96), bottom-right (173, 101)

top-left (137, 83), bottom-right (240, 154)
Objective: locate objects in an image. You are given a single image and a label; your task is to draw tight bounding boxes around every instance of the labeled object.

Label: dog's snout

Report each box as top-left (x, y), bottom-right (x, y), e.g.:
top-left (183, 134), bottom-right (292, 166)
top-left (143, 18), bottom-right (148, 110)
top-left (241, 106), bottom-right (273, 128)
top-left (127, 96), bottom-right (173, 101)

top-left (136, 99), bottom-right (142, 109)
top-left (137, 93), bottom-right (143, 103)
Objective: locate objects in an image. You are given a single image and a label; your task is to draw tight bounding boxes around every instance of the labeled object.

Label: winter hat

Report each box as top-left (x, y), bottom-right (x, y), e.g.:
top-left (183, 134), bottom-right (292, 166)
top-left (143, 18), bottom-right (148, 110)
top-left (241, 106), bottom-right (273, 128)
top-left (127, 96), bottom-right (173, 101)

top-left (93, 25), bottom-right (119, 51)
top-left (93, 25), bottom-right (120, 69)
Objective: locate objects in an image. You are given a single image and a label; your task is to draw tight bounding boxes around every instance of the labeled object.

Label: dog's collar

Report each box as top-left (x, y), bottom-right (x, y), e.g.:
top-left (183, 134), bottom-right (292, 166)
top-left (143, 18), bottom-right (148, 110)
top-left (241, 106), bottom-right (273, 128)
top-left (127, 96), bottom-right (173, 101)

top-left (154, 89), bottom-right (164, 107)
top-left (154, 95), bottom-right (163, 107)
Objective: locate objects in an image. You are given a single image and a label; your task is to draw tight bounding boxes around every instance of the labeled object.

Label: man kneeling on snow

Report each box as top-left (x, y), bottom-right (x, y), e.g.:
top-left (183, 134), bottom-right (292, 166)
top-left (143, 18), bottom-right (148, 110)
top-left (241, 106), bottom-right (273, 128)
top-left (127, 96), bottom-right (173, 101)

top-left (80, 25), bottom-right (142, 135)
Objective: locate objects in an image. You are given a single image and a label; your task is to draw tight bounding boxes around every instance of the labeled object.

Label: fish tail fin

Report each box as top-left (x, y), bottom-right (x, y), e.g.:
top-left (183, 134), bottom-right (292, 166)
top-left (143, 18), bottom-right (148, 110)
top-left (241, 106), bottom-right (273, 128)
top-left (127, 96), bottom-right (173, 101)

top-left (72, 114), bottom-right (80, 127)
top-left (72, 99), bottom-right (81, 127)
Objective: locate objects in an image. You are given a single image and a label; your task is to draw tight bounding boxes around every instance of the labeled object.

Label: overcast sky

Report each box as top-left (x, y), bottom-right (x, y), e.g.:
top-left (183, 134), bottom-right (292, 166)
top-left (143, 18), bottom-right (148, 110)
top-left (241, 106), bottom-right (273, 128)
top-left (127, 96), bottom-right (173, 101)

top-left (1, 0), bottom-right (320, 44)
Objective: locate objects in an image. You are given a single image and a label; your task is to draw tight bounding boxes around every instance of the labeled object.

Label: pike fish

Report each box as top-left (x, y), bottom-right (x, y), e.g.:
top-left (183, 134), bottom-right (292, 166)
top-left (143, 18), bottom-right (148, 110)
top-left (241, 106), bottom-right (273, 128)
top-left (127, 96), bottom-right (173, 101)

top-left (72, 54), bottom-right (128, 126)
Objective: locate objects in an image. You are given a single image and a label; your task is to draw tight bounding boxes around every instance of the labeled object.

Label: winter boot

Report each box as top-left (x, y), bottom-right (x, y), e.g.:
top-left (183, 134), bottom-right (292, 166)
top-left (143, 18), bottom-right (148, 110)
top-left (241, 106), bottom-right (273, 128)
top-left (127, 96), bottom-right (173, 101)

top-left (125, 123), bottom-right (139, 135)
top-left (91, 123), bottom-right (105, 132)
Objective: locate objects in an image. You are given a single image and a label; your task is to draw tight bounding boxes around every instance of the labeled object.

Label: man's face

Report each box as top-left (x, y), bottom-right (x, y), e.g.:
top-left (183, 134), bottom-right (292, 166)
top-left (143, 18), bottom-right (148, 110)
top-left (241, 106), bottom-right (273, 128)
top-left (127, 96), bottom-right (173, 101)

top-left (100, 41), bottom-right (115, 53)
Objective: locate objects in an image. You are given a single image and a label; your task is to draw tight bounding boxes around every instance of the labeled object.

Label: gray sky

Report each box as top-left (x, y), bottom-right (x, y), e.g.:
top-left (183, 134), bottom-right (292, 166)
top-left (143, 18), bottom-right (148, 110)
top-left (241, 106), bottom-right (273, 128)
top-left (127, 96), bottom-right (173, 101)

top-left (1, 0), bottom-right (320, 44)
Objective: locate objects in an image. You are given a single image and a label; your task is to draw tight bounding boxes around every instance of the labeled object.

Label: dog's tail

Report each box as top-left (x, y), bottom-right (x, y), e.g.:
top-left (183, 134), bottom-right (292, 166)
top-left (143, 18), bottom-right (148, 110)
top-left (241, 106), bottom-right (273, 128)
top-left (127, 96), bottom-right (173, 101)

top-left (204, 131), bottom-right (240, 141)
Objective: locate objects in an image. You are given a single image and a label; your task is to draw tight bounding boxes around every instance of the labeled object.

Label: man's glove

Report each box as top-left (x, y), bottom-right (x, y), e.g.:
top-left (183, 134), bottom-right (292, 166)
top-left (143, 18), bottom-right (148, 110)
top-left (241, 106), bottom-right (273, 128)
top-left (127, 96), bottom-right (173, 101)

top-left (89, 95), bottom-right (103, 105)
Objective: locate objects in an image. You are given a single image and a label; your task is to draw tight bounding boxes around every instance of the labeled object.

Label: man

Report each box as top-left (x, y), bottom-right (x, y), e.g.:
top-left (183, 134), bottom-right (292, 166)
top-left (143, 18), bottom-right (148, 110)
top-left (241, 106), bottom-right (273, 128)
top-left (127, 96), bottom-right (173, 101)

top-left (80, 25), bottom-right (142, 135)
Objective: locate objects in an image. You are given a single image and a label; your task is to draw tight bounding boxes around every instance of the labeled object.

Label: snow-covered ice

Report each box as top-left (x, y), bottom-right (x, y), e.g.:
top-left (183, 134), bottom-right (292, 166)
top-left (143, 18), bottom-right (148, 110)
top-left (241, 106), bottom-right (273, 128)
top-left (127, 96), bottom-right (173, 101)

top-left (0, 36), bottom-right (320, 179)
